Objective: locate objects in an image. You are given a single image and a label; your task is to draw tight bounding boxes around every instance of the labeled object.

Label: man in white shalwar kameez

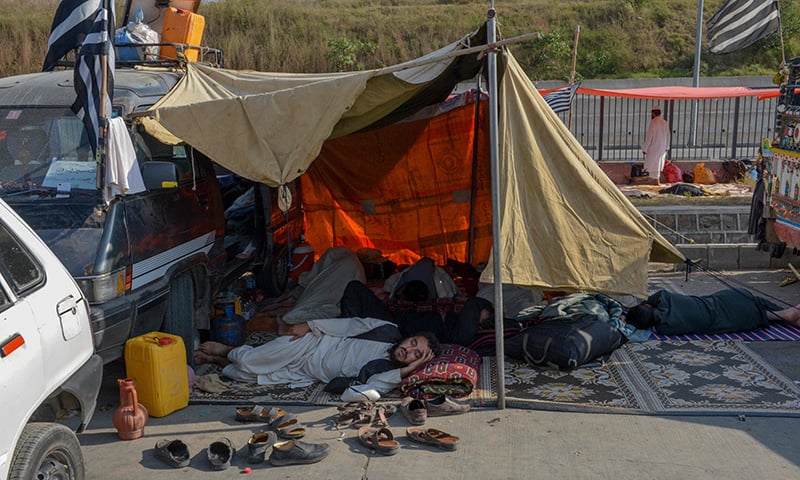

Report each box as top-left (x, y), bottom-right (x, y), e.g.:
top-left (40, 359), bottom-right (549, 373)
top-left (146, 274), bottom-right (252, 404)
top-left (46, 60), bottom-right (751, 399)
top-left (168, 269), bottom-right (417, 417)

top-left (641, 105), bottom-right (671, 183)
top-left (195, 317), bottom-right (437, 394)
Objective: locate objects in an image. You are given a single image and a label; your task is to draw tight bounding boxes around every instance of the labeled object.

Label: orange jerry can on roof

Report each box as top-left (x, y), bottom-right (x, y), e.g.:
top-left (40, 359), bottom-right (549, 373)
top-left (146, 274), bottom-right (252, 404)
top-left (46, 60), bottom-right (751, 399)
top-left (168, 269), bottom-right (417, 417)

top-left (161, 7), bottom-right (205, 62)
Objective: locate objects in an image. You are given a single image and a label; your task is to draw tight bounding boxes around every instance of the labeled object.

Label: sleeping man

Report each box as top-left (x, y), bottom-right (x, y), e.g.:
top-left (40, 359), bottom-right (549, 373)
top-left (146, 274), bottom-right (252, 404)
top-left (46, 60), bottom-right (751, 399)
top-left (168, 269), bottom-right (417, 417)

top-left (194, 317), bottom-right (439, 394)
top-left (625, 288), bottom-right (800, 335)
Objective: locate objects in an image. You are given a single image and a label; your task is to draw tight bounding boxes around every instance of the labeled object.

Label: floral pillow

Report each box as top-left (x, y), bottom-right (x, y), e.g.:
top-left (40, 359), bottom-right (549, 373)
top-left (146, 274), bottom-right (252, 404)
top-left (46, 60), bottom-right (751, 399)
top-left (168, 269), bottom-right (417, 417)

top-left (399, 344), bottom-right (481, 399)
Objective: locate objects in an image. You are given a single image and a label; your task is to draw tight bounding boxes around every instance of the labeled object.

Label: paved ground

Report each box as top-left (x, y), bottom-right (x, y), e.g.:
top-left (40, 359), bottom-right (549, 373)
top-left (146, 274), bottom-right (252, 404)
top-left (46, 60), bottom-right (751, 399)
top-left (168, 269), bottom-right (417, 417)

top-left (79, 269), bottom-right (800, 480)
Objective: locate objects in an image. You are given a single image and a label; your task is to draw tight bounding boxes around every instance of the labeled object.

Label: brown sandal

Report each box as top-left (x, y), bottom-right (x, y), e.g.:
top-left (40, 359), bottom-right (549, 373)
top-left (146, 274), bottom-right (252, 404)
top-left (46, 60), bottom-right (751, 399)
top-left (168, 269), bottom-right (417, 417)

top-left (358, 426), bottom-right (400, 455)
top-left (406, 427), bottom-right (459, 451)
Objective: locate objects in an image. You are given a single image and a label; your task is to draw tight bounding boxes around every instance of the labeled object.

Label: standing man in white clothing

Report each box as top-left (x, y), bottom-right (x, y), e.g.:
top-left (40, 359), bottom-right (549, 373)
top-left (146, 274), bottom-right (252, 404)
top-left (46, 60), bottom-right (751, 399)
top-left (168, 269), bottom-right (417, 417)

top-left (641, 105), bottom-right (671, 184)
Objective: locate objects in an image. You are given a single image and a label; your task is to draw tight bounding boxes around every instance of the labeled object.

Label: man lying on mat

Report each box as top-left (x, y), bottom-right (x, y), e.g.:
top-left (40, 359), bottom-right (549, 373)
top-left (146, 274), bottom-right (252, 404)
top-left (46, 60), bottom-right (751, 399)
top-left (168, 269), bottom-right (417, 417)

top-left (195, 317), bottom-right (439, 393)
top-left (625, 288), bottom-right (800, 335)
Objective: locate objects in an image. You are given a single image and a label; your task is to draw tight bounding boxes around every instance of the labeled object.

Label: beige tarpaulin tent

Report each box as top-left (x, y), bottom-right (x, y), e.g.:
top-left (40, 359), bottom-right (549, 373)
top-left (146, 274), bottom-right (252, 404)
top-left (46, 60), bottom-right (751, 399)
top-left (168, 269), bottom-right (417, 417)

top-left (140, 25), bottom-right (685, 300)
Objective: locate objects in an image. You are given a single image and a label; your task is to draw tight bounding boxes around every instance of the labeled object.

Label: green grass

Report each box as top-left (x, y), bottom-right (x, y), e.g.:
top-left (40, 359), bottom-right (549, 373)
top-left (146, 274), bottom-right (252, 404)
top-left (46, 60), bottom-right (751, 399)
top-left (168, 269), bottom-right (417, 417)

top-left (1, 0), bottom-right (798, 79)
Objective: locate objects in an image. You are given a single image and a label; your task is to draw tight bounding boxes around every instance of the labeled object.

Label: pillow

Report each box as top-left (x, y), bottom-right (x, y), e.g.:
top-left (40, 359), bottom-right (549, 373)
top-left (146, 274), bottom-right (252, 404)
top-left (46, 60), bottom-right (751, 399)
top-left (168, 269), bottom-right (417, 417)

top-left (399, 344), bottom-right (481, 399)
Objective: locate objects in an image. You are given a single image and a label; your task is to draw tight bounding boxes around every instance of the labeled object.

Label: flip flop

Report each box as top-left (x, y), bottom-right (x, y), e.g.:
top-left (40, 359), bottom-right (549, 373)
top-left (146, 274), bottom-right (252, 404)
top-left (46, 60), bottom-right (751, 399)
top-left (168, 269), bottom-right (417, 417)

top-left (406, 427), bottom-right (459, 451)
top-left (358, 426), bottom-right (400, 456)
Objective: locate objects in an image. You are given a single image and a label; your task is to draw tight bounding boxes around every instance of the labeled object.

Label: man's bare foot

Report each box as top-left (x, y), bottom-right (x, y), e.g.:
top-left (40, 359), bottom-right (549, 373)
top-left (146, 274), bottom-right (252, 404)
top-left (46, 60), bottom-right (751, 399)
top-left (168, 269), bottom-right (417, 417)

top-left (198, 341), bottom-right (233, 356)
top-left (194, 350), bottom-right (217, 365)
top-left (277, 317), bottom-right (291, 336)
top-left (194, 350), bottom-right (232, 366)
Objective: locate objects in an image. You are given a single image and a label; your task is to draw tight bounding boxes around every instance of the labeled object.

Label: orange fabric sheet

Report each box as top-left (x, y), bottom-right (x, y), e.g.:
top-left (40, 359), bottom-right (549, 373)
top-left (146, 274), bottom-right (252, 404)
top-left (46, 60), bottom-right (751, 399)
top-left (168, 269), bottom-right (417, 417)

top-left (301, 102), bottom-right (492, 266)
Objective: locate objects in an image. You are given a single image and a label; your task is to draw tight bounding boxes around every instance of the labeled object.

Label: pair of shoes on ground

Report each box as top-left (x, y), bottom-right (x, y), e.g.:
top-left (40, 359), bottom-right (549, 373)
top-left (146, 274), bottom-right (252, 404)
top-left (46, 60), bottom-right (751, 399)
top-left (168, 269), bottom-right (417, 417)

top-left (247, 430), bottom-right (330, 466)
top-left (357, 426), bottom-right (459, 454)
top-left (235, 404), bottom-right (306, 439)
top-left (154, 434), bottom-right (330, 469)
top-left (153, 438), bottom-right (235, 470)
top-left (399, 395), bottom-right (470, 424)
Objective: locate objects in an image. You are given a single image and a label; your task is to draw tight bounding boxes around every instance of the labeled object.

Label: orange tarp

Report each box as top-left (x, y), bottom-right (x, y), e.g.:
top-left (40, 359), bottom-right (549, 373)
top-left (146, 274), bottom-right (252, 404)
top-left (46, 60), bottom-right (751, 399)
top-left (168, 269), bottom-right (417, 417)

top-left (538, 85), bottom-right (780, 101)
top-left (301, 102), bottom-right (492, 266)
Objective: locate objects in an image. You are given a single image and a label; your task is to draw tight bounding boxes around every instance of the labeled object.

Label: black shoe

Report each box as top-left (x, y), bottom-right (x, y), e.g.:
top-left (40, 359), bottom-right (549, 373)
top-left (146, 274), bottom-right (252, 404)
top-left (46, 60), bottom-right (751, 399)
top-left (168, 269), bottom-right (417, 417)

top-left (154, 439), bottom-right (190, 468)
top-left (207, 437), bottom-right (235, 471)
top-left (268, 439), bottom-right (330, 466)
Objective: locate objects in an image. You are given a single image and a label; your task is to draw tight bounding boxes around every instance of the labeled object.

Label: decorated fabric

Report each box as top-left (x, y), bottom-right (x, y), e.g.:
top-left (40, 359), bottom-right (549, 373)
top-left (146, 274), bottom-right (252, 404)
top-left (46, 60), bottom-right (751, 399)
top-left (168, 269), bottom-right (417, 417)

top-left (400, 344), bottom-right (481, 399)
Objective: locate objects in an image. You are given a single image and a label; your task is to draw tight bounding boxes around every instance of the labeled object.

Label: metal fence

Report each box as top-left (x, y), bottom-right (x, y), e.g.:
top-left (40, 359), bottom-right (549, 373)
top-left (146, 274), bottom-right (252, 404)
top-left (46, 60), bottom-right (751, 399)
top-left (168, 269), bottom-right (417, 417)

top-left (558, 92), bottom-right (778, 163)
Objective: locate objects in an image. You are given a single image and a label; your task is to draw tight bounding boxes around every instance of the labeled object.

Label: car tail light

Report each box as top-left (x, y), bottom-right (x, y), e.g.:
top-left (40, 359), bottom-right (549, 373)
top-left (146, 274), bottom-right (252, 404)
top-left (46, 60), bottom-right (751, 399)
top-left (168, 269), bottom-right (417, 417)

top-left (75, 266), bottom-right (130, 303)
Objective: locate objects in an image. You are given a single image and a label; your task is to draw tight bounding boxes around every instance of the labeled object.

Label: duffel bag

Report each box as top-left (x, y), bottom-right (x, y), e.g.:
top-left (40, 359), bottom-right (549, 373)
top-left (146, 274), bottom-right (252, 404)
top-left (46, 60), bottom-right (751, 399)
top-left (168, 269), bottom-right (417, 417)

top-left (511, 314), bottom-right (626, 370)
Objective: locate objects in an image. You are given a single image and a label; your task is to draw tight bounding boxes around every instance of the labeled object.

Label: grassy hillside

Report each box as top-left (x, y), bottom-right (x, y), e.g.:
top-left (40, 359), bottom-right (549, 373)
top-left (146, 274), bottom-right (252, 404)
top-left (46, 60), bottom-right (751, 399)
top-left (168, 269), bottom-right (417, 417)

top-left (1, 0), bottom-right (798, 80)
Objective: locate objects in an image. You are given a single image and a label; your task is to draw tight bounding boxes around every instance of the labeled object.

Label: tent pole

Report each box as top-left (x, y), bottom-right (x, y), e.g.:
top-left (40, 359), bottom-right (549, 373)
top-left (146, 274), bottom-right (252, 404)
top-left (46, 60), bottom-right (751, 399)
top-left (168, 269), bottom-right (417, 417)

top-left (487, 4), bottom-right (506, 410)
top-left (468, 73), bottom-right (484, 264)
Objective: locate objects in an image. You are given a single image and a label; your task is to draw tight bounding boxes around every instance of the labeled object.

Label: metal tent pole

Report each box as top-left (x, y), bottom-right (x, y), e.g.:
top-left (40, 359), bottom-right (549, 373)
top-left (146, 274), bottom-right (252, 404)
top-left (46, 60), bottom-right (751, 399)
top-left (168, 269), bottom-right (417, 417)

top-left (486, 3), bottom-right (505, 410)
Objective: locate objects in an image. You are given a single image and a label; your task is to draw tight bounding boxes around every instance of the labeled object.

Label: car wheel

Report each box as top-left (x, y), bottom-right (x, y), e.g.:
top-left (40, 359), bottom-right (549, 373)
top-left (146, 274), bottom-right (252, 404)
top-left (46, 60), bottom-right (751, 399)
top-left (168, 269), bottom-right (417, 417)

top-left (257, 246), bottom-right (289, 297)
top-left (164, 272), bottom-right (198, 366)
top-left (8, 422), bottom-right (85, 480)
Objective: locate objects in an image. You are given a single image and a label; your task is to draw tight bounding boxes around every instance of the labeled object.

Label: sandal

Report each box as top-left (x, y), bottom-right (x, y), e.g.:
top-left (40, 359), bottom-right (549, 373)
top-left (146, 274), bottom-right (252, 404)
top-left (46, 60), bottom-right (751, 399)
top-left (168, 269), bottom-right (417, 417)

top-left (358, 426), bottom-right (400, 456)
top-left (406, 427), bottom-right (459, 451)
top-left (235, 404), bottom-right (274, 422)
top-left (336, 402), bottom-right (396, 428)
top-left (266, 410), bottom-right (306, 439)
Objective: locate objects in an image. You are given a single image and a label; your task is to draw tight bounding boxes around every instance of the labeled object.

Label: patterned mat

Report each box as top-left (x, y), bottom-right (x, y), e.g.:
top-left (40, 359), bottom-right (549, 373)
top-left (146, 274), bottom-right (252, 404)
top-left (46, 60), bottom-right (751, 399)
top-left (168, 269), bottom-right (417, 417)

top-left (651, 322), bottom-right (800, 341)
top-left (190, 332), bottom-right (496, 407)
top-left (501, 340), bottom-right (800, 416)
top-left (191, 336), bottom-right (800, 416)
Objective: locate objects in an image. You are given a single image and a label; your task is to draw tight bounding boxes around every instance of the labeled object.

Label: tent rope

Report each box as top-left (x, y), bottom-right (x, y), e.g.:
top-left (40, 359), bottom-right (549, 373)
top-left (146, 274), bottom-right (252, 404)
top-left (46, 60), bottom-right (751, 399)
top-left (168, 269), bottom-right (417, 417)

top-left (640, 212), bottom-right (697, 244)
top-left (680, 259), bottom-right (800, 313)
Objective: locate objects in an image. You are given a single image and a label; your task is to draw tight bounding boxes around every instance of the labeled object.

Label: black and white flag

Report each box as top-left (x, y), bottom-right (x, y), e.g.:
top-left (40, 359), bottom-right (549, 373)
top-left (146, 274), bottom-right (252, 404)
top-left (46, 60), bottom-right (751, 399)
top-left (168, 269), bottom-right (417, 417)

top-left (71, 1), bottom-right (115, 156)
top-left (543, 83), bottom-right (579, 114)
top-left (43, 0), bottom-right (103, 71)
top-left (706, 0), bottom-right (780, 54)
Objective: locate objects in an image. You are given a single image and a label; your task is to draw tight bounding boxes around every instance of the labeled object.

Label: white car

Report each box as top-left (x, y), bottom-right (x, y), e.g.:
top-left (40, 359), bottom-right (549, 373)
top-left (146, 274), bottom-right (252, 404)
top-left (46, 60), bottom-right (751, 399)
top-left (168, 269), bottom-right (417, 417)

top-left (0, 198), bottom-right (101, 480)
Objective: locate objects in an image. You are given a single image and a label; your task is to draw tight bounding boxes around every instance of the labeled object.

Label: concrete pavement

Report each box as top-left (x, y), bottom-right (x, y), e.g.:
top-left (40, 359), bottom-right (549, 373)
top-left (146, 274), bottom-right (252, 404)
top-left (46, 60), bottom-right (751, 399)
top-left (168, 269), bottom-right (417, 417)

top-left (78, 269), bottom-right (800, 480)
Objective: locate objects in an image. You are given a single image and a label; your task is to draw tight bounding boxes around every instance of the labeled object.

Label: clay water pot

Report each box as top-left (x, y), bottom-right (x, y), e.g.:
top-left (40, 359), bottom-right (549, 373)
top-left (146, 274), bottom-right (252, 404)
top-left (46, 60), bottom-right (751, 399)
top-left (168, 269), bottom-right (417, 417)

top-left (112, 377), bottom-right (148, 440)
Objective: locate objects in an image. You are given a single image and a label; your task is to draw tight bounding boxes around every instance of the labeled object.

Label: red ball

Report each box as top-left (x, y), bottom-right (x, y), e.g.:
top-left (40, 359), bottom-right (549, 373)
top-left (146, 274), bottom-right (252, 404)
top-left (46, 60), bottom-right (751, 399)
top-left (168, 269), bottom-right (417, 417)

top-left (242, 467), bottom-right (252, 474)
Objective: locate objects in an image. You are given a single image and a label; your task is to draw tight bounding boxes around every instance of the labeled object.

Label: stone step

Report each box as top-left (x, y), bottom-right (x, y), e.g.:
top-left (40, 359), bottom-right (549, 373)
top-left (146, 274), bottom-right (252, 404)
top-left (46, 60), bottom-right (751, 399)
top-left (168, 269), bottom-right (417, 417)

top-left (635, 204), bottom-right (800, 270)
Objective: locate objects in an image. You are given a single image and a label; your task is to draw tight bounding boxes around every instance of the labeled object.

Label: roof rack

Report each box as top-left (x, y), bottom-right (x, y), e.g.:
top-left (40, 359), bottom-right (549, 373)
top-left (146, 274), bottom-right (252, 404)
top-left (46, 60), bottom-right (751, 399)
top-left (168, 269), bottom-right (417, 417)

top-left (115, 42), bottom-right (225, 68)
top-left (49, 43), bottom-right (225, 70)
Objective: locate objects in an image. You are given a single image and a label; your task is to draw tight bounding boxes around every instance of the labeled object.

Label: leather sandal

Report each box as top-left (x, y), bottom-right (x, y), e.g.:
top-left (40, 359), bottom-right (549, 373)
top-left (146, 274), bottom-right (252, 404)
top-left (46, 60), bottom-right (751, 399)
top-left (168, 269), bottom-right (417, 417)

top-left (358, 426), bottom-right (400, 456)
top-left (266, 410), bottom-right (306, 439)
top-left (235, 404), bottom-right (274, 422)
top-left (406, 427), bottom-right (459, 451)
top-left (336, 402), bottom-right (396, 429)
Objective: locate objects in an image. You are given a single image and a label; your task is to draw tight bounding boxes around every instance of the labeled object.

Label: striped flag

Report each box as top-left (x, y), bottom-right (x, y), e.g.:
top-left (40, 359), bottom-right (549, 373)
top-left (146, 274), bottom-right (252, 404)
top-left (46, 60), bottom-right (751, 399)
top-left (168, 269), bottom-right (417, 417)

top-left (706, 0), bottom-right (780, 54)
top-left (71, 1), bottom-right (115, 156)
top-left (43, 0), bottom-right (103, 71)
top-left (543, 83), bottom-right (579, 114)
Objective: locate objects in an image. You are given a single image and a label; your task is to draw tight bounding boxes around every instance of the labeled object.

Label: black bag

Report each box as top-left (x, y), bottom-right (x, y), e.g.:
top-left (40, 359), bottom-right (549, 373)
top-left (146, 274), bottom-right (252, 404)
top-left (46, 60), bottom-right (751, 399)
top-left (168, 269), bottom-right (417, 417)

top-left (510, 314), bottom-right (626, 370)
top-left (630, 163), bottom-right (648, 177)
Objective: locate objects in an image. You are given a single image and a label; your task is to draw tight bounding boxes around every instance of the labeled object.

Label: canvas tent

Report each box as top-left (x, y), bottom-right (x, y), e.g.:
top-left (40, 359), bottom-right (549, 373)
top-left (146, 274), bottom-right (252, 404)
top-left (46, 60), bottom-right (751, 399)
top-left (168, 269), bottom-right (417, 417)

top-left (139, 24), bottom-right (685, 300)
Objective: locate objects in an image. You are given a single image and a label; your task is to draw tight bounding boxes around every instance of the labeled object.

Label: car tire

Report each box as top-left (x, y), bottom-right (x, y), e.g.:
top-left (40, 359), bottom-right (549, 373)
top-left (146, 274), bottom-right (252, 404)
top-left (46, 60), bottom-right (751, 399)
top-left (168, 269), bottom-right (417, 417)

top-left (257, 246), bottom-right (289, 297)
top-left (8, 422), bottom-right (85, 480)
top-left (164, 272), bottom-right (198, 366)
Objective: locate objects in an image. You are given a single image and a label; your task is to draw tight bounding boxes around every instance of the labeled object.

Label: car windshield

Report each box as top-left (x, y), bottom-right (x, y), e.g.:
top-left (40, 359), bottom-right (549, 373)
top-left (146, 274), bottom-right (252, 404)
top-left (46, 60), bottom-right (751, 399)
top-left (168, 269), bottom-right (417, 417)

top-left (0, 107), bottom-right (97, 198)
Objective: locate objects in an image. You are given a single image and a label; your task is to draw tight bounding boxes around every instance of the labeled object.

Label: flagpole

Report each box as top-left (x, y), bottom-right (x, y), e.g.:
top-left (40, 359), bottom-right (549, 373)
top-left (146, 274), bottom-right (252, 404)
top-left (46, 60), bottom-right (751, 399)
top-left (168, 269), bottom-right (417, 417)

top-left (96, 0), bottom-right (109, 191)
top-left (777, 2), bottom-right (786, 65)
top-left (690, 0), bottom-right (704, 147)
top-left (568, 24), bottom-right (580, 130)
